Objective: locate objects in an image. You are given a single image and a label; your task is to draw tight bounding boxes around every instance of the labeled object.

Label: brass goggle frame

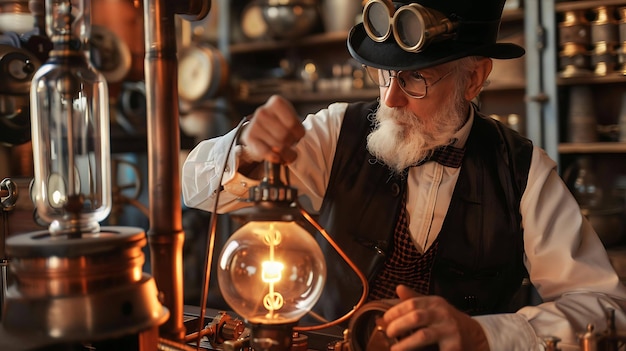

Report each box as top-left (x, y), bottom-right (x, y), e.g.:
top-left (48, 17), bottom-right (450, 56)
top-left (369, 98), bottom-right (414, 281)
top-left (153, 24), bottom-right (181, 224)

top-left (362, 0), bottom-right (458, 53)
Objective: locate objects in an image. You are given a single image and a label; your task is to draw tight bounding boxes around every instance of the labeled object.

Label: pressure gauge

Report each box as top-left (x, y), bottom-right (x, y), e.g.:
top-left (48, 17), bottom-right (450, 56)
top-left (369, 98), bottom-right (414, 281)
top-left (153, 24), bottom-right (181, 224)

top-left (178, 43), bottom-right (228, 102)
top-left (0, 45), bottom-right (39, 94)
top-left (0, 45), bottom-right (40, 146)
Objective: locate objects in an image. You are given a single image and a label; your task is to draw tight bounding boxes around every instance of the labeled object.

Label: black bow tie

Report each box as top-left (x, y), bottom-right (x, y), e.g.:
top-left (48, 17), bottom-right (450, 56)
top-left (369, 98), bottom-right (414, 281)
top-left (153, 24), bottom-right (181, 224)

top-left (414, 145), bottom-right (465, 168)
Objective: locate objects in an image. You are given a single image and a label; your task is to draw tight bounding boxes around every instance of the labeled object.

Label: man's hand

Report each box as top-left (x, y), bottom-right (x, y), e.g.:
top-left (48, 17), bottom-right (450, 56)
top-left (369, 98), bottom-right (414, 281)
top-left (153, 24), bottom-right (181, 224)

top-left (383, 285), bottom-right (490, 351)
top-left (240, 95), bottom-right (305, 164)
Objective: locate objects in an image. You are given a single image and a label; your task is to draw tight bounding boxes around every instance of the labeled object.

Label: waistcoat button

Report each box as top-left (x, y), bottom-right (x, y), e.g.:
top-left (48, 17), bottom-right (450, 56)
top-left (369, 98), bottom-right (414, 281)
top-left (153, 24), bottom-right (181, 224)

top-left (391, 183), bottom-right (401, 197)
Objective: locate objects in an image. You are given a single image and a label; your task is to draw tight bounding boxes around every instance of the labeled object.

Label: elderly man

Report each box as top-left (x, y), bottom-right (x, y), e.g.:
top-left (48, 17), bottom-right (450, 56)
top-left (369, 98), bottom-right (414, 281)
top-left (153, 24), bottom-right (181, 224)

top-left (182, 0), bottom-right (626, 350)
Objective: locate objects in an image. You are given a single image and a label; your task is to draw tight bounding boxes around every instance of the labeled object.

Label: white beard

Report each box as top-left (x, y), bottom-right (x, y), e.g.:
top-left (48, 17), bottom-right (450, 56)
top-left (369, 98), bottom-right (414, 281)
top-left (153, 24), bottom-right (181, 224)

top-left (366, 87), bottom-right (468, 175)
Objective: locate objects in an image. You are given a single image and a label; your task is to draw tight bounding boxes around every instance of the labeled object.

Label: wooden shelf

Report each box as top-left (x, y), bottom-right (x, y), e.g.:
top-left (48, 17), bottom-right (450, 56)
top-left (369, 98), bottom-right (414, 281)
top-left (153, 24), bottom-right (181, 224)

top-left (555, 0), bottom-right (626, 12)
top-left (230, 8), bottom-right (524, 55)
top-left (230, 31), bottom-right (348, 55)
top-left (558, 142), bottom-right (626, 153)
top-left (225, 5), bottom-right (527, 122)
top-left (234, 89), bottom-right (379, 105)
top-left (557, 74), bottom-right (626, 86)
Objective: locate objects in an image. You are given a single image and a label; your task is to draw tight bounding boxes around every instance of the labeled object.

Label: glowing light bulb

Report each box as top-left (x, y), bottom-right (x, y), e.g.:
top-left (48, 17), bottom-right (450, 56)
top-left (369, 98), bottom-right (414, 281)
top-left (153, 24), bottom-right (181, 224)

top-left (218, 220), bottom-right (326, 325)
top-left (214, 161), bottom-right (328, 351)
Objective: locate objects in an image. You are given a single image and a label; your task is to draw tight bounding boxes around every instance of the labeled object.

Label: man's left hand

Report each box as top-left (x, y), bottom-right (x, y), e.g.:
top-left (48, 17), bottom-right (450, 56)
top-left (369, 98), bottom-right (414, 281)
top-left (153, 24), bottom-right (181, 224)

top-left (383, 285), bottom-right (490, 351)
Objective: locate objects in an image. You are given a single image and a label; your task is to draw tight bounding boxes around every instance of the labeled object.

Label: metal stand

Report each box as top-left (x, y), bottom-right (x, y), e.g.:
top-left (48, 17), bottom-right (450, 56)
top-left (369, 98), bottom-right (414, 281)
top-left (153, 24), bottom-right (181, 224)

top-left (0, 178), bottom-right (18, 320)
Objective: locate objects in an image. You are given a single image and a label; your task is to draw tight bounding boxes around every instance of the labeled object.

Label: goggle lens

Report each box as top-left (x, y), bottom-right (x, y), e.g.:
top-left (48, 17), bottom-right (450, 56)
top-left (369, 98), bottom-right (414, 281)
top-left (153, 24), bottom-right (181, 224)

top-left (365, 1), bottom-right (392, 39)
top-left (394, 9), bottom-right (424, 49)
top-left (362, 0), bottom-right (457, 53)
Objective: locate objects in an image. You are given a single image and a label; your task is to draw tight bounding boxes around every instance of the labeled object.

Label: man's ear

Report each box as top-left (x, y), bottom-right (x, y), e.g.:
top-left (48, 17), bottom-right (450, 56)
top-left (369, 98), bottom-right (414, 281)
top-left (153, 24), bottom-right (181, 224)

top-left (465, 58), bottom-right (493, 101)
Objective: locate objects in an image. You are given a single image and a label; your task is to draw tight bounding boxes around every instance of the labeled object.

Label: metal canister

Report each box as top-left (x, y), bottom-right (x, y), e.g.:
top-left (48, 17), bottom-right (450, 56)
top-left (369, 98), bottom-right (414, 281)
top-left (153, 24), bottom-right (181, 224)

top-left (591, 6), bottom-right (619, 75)
top-left (617, 7), bottom-right (626, 74)
top-left (559, 9), bottom-right (592, 77)
top-left (560, 42), bottom-right (592, 77)
top-left (560, 9), bottom-right (591, 46)
top-left (592, 40), bottom-right (618, 75)
top-left (592, 6), bottom-right (619, 44)
top-left (567, 85), bottom-right (598, 143)
top-left (542, 336), bottom-right (562, 351)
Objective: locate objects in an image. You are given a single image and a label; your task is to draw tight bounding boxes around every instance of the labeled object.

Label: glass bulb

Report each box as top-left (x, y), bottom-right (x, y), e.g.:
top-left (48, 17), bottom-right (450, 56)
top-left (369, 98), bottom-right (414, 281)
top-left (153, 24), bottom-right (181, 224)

top-left (218, 220), bottom-right (326, 325)
top-left (30, 0), bottom-right (110, 235)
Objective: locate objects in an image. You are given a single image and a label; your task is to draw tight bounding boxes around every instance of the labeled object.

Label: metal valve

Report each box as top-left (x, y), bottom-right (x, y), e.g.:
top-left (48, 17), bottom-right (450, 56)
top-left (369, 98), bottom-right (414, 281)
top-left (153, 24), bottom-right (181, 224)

top-left (541, 336), bottom-right (562, 351)
top-left (576, 308), bottom-right (626, 351)
top-left (579, 324), bottom-right (600, 351)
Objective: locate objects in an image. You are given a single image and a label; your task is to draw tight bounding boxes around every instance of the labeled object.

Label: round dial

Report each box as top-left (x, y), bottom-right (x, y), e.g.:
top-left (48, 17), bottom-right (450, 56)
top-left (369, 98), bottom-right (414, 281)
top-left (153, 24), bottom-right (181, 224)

top-left (178, 46), bottom-right (213, 102)
top-left (90, 25), bottom-right (131, 83)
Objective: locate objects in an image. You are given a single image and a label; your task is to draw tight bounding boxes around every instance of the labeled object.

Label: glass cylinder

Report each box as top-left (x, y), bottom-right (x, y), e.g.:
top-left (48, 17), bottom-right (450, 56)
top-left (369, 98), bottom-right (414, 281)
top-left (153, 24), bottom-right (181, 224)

top-left (30, 0), bottom-right (110, 235)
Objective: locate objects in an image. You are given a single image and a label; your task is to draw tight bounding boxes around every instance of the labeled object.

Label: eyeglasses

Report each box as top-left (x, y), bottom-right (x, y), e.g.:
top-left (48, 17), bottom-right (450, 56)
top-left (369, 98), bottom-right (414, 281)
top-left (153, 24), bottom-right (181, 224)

top-left (363, 0), bottom-right (458, 53)
top-left (363, 65), bottom-right (454, 99)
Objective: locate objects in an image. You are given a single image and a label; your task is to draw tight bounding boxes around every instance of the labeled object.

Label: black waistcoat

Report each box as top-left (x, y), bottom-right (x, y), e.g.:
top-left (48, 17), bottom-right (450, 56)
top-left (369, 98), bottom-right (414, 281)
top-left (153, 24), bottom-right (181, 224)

top-left (312, 100), bottom-right (534, 322)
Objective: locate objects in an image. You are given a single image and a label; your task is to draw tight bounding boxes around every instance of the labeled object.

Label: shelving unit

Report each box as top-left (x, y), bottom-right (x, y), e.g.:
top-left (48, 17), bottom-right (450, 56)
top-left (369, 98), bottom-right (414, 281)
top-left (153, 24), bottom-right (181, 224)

top-left (549, 0), bottom-right (626, 156)
top-left (529, 0), bottom-right (626, 251)
top-left (222, 3), bottom-right (529, 123)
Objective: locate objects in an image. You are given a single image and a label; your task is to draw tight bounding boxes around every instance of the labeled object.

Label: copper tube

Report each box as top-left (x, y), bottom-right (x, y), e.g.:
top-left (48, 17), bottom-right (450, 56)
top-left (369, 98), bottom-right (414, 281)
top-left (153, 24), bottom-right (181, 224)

top-left (296, 206), bottom-right (370, 331)
top-left (142, 0), bottom-right (210, 342)
top-left (143, 0), bottom-right (186, 341)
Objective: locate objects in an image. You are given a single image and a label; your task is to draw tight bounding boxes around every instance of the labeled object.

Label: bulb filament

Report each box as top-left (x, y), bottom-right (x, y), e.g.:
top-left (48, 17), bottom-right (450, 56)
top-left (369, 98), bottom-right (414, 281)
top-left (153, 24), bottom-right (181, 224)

top-left (261, 224), bottom-right (284, 318)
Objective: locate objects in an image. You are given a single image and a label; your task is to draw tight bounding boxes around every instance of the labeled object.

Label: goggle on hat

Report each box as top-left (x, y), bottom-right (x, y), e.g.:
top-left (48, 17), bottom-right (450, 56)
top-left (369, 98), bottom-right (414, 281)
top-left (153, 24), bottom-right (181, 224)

top-left (347, 0), bottom-right (525, 71)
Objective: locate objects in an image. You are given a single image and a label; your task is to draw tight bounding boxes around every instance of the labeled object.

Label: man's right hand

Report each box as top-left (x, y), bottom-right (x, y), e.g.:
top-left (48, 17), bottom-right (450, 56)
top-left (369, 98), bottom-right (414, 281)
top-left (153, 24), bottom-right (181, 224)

top-left (239, 95), bottom-right (305, 164)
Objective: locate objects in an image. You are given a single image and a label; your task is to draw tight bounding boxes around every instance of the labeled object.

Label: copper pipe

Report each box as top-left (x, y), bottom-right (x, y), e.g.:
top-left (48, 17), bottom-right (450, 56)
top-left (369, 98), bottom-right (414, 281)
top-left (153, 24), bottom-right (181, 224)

top-left (296, 206), bottom-right (369, 331)
top-left (143, 0), bottom-right (210, 342)
top-left (143, 0), bottom-right (185, 341)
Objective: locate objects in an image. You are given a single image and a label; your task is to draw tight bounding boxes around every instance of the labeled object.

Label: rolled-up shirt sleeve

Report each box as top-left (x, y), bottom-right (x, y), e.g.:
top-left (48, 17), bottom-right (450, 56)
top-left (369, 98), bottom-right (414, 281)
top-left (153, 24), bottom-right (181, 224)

top-left (181, 127), bottom-right (246, 213)
top-left (181, 102), bottom-right (347, 214)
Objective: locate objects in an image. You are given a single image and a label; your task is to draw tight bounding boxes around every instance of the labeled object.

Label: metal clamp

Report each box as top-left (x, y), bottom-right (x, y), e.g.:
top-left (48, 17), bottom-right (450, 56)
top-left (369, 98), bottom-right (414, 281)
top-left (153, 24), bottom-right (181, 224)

top-left (0, 178), bottom-right (18, 212)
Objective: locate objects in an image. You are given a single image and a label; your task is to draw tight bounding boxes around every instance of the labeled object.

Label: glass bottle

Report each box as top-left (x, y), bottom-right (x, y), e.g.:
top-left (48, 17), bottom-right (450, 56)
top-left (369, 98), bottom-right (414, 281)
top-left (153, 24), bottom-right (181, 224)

top-left (30, 0), bottom-right (110, 236)
top-left (568, 156), bottom-right (604, 209)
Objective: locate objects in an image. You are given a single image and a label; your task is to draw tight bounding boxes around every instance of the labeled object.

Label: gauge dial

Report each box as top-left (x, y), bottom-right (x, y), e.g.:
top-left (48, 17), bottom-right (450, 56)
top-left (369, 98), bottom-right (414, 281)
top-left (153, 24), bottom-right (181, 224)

top-left (178, 44), bottom-right (228, 102)
top-left (178, 46), bottom-right (213, 102)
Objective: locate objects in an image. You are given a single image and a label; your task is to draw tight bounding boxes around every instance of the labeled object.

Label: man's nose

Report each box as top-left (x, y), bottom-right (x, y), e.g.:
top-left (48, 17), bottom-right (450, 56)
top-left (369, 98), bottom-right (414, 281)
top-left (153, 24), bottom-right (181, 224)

top-left (382, 77), bottom-right (409, 108)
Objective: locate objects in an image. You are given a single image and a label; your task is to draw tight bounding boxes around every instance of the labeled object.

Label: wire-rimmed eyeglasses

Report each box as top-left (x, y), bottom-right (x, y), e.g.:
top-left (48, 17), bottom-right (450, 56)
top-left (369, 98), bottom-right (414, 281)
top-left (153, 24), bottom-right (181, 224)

top-left (363, 65), bottom-right (455, 99)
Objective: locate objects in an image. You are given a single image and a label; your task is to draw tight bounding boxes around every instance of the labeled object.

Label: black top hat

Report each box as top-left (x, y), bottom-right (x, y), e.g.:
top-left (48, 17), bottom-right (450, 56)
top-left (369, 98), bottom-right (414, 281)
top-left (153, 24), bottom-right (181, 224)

top-left (348, 0), bottom-right (525, 71)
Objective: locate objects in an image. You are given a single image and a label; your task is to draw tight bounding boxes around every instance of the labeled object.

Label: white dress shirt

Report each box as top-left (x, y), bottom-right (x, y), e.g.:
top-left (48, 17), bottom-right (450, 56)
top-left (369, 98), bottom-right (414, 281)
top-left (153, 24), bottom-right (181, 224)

top-left (182, 102), bottom-right (626, 351)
